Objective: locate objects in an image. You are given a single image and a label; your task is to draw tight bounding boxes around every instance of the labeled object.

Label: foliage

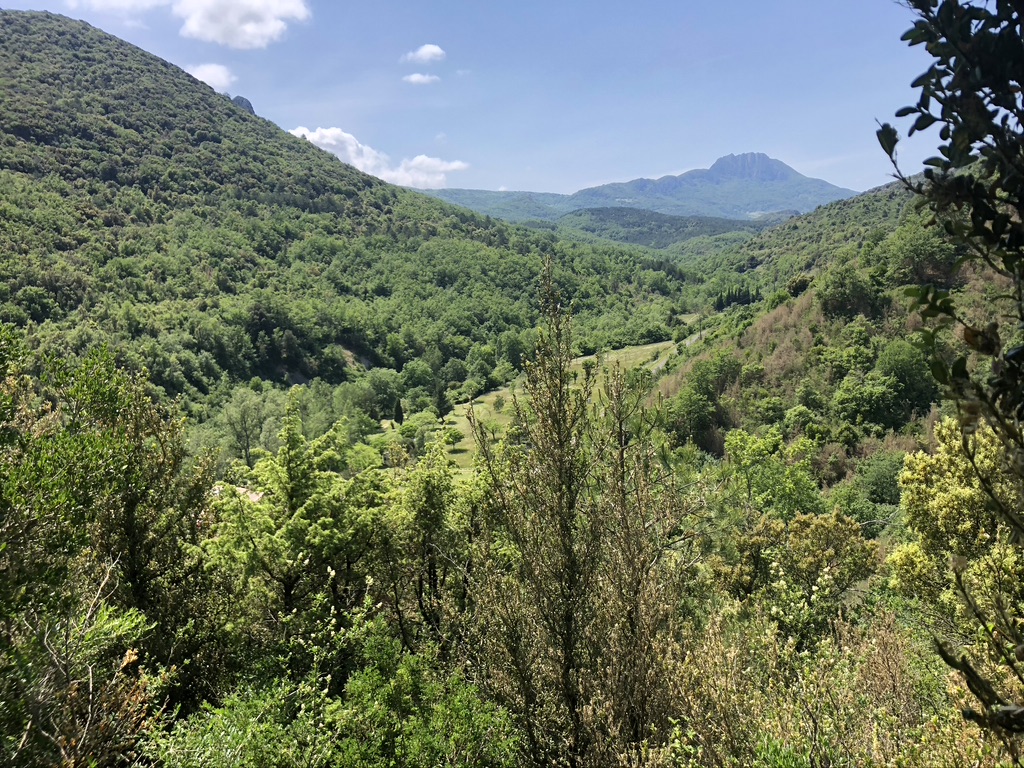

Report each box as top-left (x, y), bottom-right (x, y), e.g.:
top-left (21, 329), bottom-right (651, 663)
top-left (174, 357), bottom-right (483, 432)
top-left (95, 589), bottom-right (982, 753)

top-left (831, 370), bottom-right (900, 431)
top-left (0, 11), bottom-right (684, 422)
top-left (876, 214), bottom-right (960, 286)
top-left (878, 0), bottom-right (1024, 744)
top-left (555, 207), bottom-right (765, 249)
top-left (724, 427), bottom-right (824, 520)
top-left (471, 295), bottom-right (694, 766)
top-left (889, 420), bottom-right (1024, 638)
top-left (875, 338), bottom-right (939, 421)
top-left (150, 618), bottom-right (519, 768)
top-left (816, 259), bottom-right (879, 319)
top-left (0, 334), bottom-right (218, 764)
top-left (0, 6), bottom-right (1015, 765)
top-left (671, 610), bottom-right (999, 767)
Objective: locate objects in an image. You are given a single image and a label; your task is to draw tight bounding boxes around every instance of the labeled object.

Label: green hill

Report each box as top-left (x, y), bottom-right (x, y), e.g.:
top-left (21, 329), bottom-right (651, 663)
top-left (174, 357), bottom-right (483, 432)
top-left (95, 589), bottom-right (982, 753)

top-left (649, 176), bottom-right (967, 467)
top-left (0, 10), bottom-right (687, 414)
top-left (553, 207), bottom-right (770, 249)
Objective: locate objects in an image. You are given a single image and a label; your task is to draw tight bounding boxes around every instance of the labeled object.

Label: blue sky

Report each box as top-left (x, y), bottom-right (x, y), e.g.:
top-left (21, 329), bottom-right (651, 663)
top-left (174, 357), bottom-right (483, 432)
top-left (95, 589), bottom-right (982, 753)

top-left (3, 0), bottom-right (937, 194)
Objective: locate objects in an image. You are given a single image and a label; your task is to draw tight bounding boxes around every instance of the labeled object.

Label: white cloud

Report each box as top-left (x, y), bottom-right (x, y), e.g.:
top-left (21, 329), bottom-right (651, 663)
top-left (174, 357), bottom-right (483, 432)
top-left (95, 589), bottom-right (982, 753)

top-left (393, 155), bottom-right (470, 188)
top-left (401, 44), bottom-right (446, 64)
top-left (290, 127), bottom-right (390, 178)
top-left (187, 63), bottom-right (236, 92)
top-left (290, 126), bottom-right (468, 189)
top-left (67, 0), bottom-right (310, 48)
top-left (402, 73), bottom-right (440, 85)
top-left (173, 0), bottom-right (310, 48)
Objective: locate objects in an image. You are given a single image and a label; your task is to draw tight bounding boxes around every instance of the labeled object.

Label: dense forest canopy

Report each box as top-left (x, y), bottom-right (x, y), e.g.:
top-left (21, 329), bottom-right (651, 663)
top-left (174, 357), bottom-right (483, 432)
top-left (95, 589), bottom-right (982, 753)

top-left (2, 4), bottom-right (1024, 767)
top-left (0, 11), bottom-right (687, 418)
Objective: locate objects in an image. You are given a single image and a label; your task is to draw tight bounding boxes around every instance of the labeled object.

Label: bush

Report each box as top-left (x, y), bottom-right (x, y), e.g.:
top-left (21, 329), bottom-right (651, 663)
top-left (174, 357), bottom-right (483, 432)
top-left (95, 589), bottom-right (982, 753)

top-left (874, 339), bottom-right (937, 420)
top-left (832, 371), bottom-right (900, 430)
top-left (816, 259), bottom-right (878, 319)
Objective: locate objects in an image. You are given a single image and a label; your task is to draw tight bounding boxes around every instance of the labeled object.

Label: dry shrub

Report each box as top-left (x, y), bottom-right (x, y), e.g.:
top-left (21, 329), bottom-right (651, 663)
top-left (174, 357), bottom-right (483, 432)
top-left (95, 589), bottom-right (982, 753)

top-left (742, 291), bottom-right (819, 354)
top-left (855, 432), bottom-right (923, 460)
top-left (739, 293), bottom-right (822, 395)
top-left (812, 441), bottom-right (852, 487)
top-left (905, 311), bottom-right (924, 334)
top-left (667, 607), bottom-right (1002, 767)
top-left (762, 337), bottom-right (810, 386)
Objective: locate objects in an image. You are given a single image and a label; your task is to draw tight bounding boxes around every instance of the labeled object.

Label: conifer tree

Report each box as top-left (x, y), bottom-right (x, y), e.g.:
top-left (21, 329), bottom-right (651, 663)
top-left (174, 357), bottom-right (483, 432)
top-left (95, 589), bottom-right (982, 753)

top-left (470, 284), bottom-right (693, 767)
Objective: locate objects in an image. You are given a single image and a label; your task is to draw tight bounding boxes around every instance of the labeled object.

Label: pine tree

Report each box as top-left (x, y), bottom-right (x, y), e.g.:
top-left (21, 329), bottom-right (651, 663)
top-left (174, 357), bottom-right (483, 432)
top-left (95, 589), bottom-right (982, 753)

top-left (470, 284), bottom-right (693, 766)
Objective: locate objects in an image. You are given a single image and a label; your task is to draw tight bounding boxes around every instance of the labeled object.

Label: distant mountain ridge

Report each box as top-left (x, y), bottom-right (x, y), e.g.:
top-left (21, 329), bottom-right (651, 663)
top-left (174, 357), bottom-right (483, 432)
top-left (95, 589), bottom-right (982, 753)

top-left (421, 153), bottom-right (857, 222)
top-left (702, 152), bottom-right (799, 181)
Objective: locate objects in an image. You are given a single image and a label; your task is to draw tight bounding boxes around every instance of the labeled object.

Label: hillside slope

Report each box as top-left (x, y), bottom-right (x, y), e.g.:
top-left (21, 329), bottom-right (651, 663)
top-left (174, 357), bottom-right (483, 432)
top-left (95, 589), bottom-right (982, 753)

top-left (552, 207), bottom-right (769, 249)
top-left (0, 11), bottom-right (687, 411)
top-left (661, 180), bottom-right (915, 298)
top-left (649, 176), bottom-right (967, 471)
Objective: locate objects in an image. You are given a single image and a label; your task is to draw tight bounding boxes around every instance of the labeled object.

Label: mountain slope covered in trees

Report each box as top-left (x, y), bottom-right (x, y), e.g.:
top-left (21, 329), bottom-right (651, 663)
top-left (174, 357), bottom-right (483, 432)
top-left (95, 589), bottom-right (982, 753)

top-left (0, 10), bottom-right (686, 412)
top-left (548, 207), bottom-right (772, 249)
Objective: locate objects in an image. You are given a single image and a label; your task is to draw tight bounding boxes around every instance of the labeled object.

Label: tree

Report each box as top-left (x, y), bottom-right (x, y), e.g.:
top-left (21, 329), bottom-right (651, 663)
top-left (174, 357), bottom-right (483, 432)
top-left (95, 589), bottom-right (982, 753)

top-left (471, 300), bottom-right (601, 767)
top-left (0, 336), bottom-right (224, 762)
top-left (665, 385), bottom-right (715, 451)
top-left (724, 427), bottom-right (824, 520)
top-left (209, 394), bottom-right (379, 661)
top-left (377, 441), bottom-right (458, 649)
top-left (222, 385), bottom-right (265, 468)
top-left (816, 259), bottom-right (877, 319)
top-left (470, 290), bottom-right (693, 767)
top-left (832, 370), bottom-right (901, 430)
top-left (880, 215), bottom-right (959, 286)
top-left (888, 418), bottom-right (1020, 624)
top-left (878, 0), bottom-right (1024, 743)
top-left (875, 338), bottom-right (939, 421)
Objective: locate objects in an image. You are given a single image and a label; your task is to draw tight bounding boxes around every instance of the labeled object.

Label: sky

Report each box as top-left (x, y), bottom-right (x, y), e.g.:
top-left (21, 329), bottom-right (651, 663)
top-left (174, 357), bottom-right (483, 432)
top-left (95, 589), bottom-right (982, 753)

top-left (2, 0), bottom-right (940, 194)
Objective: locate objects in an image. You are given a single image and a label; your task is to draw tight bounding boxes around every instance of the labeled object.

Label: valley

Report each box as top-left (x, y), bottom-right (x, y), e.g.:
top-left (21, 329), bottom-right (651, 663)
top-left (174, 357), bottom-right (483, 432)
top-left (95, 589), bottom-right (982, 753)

top-left (1, 6), bottom-right (1022, 768)
top-left (443, 338), bottom-right (682, 471)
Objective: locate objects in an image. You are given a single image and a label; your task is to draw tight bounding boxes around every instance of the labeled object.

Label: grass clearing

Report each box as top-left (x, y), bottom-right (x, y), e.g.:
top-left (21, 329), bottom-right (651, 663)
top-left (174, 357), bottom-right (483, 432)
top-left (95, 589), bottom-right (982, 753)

top-left (444, 340), bottom-right (678, 474)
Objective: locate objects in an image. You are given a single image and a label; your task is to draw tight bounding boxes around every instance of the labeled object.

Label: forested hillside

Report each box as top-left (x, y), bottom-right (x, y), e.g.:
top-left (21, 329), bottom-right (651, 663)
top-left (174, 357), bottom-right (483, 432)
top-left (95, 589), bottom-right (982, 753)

top-left (551, 207), bottom-right (769, 249)
top-left (2, 6), bottom-right (1023, 768)
top-left (0, 11), bottom-right (684, 415)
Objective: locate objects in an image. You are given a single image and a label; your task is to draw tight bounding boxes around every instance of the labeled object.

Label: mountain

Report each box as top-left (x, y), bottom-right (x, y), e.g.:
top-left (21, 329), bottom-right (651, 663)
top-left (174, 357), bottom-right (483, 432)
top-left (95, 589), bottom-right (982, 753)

top-left (421, 153), bottom-right (857, 222)
top-left (0, 13), bottom-right (988, 768)
top-left (0, 10), bottom-right (687, 410)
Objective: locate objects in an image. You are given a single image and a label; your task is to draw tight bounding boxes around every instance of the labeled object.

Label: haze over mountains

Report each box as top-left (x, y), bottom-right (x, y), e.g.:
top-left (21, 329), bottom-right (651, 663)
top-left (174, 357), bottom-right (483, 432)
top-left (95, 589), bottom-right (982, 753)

top-left (421, 152), bottom-right (857, 222)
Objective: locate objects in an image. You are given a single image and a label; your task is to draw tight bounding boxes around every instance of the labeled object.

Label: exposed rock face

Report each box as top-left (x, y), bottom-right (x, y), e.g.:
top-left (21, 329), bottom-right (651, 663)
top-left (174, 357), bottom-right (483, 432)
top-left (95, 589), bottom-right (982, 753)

top-left (703, 152), bottom-right (799, 182)
top-left (231, 95), bottom-right (255, 115)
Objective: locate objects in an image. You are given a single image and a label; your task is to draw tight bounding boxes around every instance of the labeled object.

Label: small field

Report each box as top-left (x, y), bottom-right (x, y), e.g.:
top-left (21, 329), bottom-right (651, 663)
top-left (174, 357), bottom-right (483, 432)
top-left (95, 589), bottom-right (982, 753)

top-left (444, 339), bottom-right (679, 472)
